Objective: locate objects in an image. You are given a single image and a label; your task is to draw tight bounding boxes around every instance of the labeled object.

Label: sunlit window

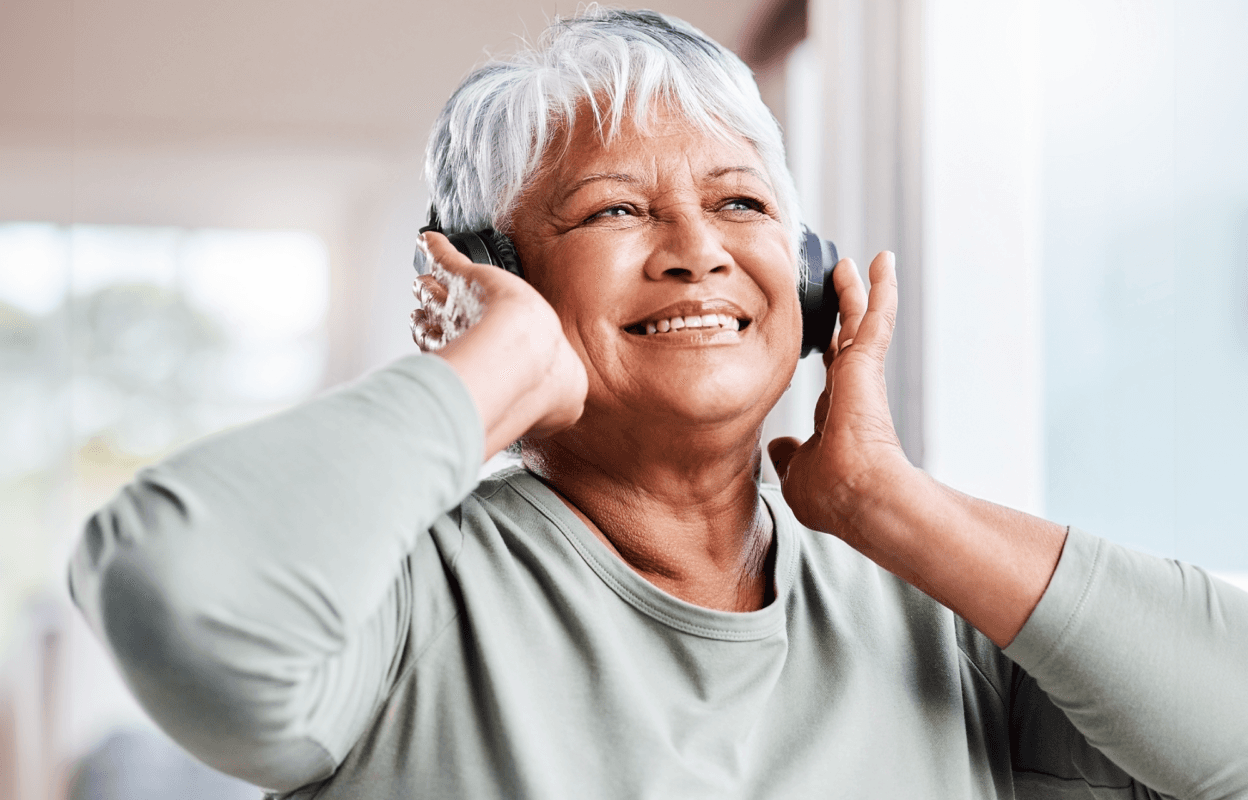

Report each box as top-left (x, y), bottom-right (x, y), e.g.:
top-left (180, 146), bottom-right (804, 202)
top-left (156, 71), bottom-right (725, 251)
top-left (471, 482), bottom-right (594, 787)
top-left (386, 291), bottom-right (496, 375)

top-left (0, 222), bottom-right (329, 644)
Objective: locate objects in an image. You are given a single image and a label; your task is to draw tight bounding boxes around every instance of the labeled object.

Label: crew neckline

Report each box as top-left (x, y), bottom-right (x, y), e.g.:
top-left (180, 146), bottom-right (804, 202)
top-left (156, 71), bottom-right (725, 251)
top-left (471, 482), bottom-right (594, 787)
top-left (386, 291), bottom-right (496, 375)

top-left (497, 468), bottom-right (796, 642)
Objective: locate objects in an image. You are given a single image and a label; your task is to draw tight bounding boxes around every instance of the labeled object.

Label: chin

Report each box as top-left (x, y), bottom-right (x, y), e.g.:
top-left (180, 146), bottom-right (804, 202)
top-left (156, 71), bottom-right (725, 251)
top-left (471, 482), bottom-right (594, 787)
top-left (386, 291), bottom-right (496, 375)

top-left (633, 362), bottom-right (790, 429)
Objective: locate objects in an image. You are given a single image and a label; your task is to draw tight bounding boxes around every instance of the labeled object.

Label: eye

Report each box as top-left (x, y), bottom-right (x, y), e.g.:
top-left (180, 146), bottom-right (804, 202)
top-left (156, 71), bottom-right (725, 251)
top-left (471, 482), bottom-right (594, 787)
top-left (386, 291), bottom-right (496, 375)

top-left (586, 204), bottom-right (635, 222)
top-left (720, 197), bottom-right (766, 214)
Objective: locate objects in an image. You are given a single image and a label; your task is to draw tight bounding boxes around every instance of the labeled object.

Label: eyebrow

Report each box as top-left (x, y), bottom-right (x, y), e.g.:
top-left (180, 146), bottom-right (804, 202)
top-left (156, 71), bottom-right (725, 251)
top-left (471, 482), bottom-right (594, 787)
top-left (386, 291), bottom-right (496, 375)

top-left (556, 172), bottom-right (639, 205)
top-left (553, 165), bottom-right (775, 207)
top-left (705, 165), bottom-right (775, 191)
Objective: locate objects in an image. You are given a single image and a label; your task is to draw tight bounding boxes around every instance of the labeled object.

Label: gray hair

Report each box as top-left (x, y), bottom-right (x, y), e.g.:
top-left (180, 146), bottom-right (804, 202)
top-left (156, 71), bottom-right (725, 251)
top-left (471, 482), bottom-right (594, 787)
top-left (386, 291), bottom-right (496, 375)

top-left (424, 6), bottom-right (803, 264)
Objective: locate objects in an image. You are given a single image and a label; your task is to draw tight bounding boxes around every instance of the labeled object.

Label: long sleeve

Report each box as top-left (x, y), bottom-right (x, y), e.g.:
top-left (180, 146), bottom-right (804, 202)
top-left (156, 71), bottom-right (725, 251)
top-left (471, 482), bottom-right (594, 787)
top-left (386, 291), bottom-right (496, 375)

top-left (68, 354), bottom-right (484, 792)
top-left (1004, 527), bottom-right (1248, 799)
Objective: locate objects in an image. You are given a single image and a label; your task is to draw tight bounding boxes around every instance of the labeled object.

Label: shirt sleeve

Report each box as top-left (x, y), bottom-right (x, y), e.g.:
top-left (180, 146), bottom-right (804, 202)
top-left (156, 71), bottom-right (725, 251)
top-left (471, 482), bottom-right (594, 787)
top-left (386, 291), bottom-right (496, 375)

top-left (1003, 527), bottom-right (1248, 800)
top-left (67, 354), bottom-right (485, 793)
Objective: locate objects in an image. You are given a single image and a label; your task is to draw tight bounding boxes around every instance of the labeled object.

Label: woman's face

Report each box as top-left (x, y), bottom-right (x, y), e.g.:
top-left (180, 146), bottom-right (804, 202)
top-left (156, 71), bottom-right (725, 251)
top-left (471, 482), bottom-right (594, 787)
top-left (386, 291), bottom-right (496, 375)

top-left (509, 108), bottom-right (801, 432)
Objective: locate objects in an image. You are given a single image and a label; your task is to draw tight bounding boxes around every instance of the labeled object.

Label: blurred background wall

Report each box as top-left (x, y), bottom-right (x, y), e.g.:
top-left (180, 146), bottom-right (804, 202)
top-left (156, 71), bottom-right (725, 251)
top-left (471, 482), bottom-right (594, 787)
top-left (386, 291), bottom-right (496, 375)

top-left (1, 0), bottom-right (1245, 797)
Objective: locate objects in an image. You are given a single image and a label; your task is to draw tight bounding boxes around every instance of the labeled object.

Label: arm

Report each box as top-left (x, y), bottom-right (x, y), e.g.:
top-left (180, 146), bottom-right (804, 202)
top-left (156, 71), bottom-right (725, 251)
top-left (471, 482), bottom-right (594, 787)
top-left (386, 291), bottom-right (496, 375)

top-left (69, 355), bottom-right (484, 791)
top-left (769, 253), bottom-right (1248, 798)
top-left (1006, 527), bottom-right (1248, 799)
top-left (769, 252), bottom-right (1063, 647)
top-left (69, 232), bottom-right (585, 792)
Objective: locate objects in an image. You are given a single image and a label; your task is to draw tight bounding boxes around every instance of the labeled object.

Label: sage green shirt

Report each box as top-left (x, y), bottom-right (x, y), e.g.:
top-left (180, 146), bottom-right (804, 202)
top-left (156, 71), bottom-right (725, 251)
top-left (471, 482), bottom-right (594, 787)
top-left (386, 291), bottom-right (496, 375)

top-left (69, 355), bottom-right (1248, 799)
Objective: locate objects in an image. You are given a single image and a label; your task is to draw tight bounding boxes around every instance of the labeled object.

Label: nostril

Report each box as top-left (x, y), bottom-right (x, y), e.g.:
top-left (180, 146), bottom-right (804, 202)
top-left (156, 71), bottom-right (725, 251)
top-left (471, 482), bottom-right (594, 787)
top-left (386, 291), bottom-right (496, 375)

top-left (663, 267), bottom-right (693, 279)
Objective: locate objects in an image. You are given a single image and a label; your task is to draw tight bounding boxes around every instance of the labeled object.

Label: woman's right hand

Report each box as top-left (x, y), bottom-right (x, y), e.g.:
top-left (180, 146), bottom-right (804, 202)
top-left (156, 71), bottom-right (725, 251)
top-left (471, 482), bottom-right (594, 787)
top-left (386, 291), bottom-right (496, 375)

top-left (413, 231), bottom-right (587, 460)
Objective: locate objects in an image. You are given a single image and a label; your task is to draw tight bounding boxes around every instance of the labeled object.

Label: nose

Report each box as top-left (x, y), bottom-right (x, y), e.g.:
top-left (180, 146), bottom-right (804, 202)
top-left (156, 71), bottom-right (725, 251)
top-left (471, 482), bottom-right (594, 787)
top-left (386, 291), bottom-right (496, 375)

top-left (642, 213), bottom-right (733, 282)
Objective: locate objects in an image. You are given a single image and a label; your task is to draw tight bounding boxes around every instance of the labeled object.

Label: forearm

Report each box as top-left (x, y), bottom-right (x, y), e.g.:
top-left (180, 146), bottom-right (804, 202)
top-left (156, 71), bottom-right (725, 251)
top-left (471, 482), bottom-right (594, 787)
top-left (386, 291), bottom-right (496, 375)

top-left (840, 461), bottom-right (1065, 648)
top-left (851, 468), bottom-right (1248, 795)
top-left (438, 309), bottom-right (575, 459)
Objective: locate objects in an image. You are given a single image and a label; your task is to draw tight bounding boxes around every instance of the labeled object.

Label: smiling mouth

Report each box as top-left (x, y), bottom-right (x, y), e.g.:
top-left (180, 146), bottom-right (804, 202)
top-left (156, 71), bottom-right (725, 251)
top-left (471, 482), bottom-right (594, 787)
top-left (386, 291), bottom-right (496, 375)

top-left (624, 313), bottom-right (750, 336)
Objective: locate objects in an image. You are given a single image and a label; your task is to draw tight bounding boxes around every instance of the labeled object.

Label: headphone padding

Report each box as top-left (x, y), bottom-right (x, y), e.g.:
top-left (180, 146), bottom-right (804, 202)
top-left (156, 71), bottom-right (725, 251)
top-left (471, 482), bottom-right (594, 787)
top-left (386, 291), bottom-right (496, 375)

top-left (799, 226), bottom-right (839, 357)
top-left (448, 231), bottom-right (494, 266)
top-left (484, 229), bottom-right (524, 279)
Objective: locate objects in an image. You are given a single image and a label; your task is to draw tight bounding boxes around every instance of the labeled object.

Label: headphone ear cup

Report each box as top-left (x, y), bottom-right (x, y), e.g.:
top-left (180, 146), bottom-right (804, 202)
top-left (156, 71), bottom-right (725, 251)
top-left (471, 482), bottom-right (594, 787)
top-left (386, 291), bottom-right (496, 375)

top-left (445, 230), bottom-right (494, 267)
top-left (442, 228), bottom-right (524, 280)
top-left (798, 226), bottom-right (839, 357)
top-left (483, 229), bottom-right (524, 279)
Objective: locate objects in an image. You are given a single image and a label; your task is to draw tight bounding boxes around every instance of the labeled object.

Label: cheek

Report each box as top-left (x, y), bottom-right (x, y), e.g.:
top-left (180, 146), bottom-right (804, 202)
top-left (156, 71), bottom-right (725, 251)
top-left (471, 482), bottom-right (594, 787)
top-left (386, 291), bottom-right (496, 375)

top-left (530, 237), bottom-right (634, 320)
top-left (526, 253), bottom-right (622, 371)
top-left (753, 249), bottom-right (804, 337)
top-left (769, 290), bottom-right (804, 367)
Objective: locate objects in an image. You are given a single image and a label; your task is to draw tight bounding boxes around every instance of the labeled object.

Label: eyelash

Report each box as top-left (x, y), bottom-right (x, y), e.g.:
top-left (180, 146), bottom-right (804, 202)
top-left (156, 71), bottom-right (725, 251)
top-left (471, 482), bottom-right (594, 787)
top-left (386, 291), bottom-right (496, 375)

top-left (586, 204), bottom-right (634, 222)
top-left (583, 197), bottom-right (768, 224)
top-left (721, 197), bottom-right (765, 213)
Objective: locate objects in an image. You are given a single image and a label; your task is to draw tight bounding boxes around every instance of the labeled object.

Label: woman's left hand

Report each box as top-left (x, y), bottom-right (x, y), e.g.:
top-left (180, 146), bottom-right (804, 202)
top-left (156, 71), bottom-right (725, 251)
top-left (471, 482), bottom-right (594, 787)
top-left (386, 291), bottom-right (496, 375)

top-left (770, 251), bottom-right (1065, 648)
top-left (767, 252), bottom-right (913, 546)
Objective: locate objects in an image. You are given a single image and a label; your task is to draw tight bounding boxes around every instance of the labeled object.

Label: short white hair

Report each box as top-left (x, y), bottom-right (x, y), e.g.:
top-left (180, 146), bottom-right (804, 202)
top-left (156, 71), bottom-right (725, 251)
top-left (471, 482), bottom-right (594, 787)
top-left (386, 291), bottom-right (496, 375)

top-left (424, 6), bottom-right (803, 261)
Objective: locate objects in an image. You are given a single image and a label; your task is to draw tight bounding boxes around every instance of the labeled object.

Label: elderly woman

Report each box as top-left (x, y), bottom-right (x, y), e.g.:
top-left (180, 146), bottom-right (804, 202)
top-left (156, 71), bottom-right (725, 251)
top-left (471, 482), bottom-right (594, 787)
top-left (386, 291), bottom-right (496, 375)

top-left (70, 9), bottom-right (1246, 800)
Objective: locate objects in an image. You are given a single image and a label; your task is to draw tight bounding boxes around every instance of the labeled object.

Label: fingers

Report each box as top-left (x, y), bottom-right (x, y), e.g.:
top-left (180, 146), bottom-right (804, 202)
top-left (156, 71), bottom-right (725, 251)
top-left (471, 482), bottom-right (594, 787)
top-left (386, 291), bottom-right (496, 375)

top-left (832, 258), bottom-right (868, 353)
top-left (767, 437), bottom-right (801, 479)
top-left (414, 274), bottom-right (447, 306)
top-left (410, 307), bottom-right (444, 351)
top-left (419, 231), bottom-right (474, 274)
top-left (812, 386), bottom-right (830, 437)
top-left (411, 232), bottom-right (490, 351)
top-left (852, 251), bottom-right (897, 364)
top-left (827, 252), bottom-right (896, 364)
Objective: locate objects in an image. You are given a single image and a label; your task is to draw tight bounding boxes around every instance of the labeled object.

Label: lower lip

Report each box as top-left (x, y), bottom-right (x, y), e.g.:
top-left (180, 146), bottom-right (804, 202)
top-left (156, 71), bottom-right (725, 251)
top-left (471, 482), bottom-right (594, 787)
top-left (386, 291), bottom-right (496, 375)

top-left (624, 328), bottom-right (744, 345)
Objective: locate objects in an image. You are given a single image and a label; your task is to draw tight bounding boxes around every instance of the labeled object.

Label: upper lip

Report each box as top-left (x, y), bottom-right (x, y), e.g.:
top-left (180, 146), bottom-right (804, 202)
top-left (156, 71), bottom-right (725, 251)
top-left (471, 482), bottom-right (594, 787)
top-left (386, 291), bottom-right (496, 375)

top-left (623, 299), bottom-right (751, 330)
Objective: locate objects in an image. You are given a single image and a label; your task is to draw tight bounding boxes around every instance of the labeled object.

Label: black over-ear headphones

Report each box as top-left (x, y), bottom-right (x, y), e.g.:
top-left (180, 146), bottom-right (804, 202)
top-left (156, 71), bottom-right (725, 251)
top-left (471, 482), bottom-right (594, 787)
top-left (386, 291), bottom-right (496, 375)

top-left (418, 208), bottom-right (839, 357)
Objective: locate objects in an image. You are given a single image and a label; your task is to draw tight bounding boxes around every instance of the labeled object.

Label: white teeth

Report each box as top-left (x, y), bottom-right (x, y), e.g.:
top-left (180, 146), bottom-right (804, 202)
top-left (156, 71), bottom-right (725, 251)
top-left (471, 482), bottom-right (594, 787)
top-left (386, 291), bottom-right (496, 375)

top-left (636, 313), bottom-right (743, 335)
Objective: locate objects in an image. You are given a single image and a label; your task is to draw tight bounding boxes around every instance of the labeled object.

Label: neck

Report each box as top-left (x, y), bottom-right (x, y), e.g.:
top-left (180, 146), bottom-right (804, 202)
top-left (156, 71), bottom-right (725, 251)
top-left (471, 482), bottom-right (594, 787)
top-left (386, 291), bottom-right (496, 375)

top-left (522, 417), bottom-right (776, 612)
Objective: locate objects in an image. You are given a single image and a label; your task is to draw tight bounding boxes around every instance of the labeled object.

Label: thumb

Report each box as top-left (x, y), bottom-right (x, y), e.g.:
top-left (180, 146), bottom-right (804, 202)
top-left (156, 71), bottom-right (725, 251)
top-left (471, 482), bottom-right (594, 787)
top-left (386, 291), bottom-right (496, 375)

top-left (767, 437), bottom-right (801, 480)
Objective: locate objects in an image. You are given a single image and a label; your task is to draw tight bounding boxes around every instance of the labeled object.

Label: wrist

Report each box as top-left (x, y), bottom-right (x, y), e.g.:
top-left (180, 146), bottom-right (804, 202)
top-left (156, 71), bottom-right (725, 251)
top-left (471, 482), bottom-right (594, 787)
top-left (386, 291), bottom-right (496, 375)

top-left (437, 299), bottom-right (572, 459)
top-left (835, 460), bottom-right (1065, 646)
top-left (830, 455), bottom-right (941, 576)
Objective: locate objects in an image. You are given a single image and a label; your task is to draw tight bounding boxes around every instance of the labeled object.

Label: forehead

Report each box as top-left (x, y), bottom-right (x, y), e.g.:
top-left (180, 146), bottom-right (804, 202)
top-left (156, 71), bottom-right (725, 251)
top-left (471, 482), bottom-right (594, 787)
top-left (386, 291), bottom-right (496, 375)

top-left (539, 104), bottom-right (770, 191)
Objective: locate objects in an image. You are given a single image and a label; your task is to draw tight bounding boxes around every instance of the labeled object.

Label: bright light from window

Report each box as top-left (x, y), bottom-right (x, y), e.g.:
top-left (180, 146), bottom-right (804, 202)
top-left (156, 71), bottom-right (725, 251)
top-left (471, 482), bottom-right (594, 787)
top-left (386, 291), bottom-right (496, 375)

top-left (0, 223), bottom-right (69, 315)
top-left (69, 225), bottom-right (181, 295)
top-left (0, 222), bottom-right (330, 468)
top-left (1, 220), bottom-right (333, 658)
top-left (182, 229), bottom-right (329, 343)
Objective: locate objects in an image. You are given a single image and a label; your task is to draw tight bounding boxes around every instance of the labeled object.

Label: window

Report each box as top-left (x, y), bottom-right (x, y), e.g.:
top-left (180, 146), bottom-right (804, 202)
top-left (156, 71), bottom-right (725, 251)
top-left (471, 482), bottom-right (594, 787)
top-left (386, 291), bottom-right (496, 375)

top-left (0, 223), bottom-right (329, 640)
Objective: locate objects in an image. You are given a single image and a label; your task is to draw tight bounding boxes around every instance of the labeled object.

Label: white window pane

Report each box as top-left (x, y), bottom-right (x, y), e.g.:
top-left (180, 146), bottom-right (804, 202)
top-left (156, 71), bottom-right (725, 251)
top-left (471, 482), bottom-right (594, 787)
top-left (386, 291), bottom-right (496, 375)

top-left (1041, 0), bottom-right (1248, 571)
top-left (0, 223), bottom-right (69, 315)
top-left (181, 229), bottom-right (329, 343)
top-left (69, 225), bottom-right (180, 295)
